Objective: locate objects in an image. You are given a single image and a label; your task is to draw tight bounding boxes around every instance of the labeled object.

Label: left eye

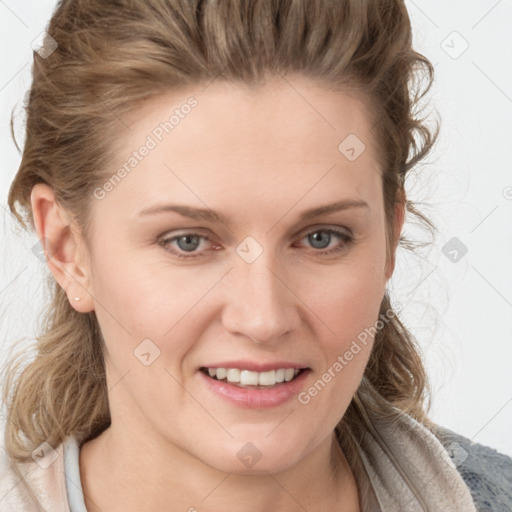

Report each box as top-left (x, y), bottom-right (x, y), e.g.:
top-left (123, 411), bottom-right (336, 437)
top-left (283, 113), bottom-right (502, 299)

top-left (158, 233), bottom-right (212, 258)
top-left (158, 228), bottom-right (353, 259)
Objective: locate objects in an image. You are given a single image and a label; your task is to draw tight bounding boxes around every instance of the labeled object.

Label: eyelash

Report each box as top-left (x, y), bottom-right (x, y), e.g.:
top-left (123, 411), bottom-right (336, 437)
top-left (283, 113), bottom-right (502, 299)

top-left (158, 228), bottom-right (354, 260)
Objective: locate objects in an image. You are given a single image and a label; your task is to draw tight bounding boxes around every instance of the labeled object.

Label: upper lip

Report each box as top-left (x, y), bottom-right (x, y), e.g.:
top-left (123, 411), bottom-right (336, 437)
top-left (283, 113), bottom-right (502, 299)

top-left (200, 361), bottom-right (310, 372)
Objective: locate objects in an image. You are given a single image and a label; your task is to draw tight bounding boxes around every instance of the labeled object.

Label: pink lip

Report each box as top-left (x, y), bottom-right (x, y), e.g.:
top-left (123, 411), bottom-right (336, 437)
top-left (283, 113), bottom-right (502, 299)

top-left (200, 360), bottom-right (308, 372)
top-left (198, 368), bottom-right (311, 409)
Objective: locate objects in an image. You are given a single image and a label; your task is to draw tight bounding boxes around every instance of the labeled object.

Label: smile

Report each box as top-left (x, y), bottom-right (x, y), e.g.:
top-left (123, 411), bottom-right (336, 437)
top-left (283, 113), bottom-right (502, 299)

top-left (200, 367), bottom-right (305, 388)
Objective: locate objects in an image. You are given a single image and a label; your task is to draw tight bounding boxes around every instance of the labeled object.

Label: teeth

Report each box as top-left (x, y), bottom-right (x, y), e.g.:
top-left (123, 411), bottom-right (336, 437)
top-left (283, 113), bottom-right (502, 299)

top-left (204, 367), bottom-right (302, 386)
top-left (240, 370), bottom-right (260, 386)
top-left (226, 368), bottom-right (241, 383)
top-left (258, 370), bottom-right (275, 386)
top-left (284, 368), bottom-right (295, 382)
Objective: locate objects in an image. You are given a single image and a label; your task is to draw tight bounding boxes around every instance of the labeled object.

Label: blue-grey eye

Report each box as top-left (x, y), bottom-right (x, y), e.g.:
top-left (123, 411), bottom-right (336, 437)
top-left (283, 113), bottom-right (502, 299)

top-left (308, 231), bottom-right (332, 249)
top-left (176, 234), bottom-right (201, 252)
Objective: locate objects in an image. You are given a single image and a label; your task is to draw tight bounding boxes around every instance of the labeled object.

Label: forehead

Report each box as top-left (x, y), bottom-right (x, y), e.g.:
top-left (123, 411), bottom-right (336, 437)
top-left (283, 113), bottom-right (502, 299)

top-left (100, 75), bottom-right (382, 219)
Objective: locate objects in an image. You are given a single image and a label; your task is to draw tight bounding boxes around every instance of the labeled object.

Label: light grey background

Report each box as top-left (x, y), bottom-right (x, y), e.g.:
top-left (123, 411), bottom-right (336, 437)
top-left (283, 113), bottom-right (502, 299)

top-left (1, 0), bottom-right (511, 456)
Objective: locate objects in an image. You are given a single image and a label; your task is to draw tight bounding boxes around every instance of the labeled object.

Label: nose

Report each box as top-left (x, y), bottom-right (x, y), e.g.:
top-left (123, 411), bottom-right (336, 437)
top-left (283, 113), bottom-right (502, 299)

top-left (220, 250), bottom-right (300, 344)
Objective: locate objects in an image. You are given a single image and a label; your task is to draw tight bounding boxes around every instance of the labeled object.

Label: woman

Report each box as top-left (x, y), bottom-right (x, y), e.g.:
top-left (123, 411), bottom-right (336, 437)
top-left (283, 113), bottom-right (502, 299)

top-left (1, 0), bottom-right (511, 511)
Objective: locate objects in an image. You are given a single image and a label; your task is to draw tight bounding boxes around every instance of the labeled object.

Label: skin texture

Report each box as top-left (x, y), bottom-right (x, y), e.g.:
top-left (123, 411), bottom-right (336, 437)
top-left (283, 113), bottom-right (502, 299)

top-left (31, 75), bottom-right (404, 511)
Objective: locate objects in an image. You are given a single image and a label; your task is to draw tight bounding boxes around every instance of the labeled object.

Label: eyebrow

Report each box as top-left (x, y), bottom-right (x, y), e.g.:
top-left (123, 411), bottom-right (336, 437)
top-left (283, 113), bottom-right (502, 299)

top-left (138, 199), bottom-right (369, 226)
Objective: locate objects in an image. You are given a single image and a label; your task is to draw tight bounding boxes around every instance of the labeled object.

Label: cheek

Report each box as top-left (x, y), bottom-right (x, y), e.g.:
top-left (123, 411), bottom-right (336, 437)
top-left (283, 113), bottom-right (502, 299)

top-left (306, 246), bottom-right (387, 346)
top-left (296, 274), bottom-right (384, 427)
top-left (300, 245), bottom-right (387, 392)
top-left (317, 271), bottom-right (384, 376)
top-left (90, 244), bottom-right (203, 333)
top-left (88, 245), bottom-right (223, 381)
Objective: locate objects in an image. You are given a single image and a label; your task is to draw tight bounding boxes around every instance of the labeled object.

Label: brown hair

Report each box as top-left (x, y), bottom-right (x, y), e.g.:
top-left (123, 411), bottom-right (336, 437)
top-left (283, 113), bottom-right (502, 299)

top-left (2, 0), bottom-right (439, 482)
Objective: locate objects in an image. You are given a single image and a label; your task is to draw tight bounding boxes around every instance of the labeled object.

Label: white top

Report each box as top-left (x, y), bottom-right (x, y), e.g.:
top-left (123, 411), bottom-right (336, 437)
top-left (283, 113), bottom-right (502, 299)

top-left (63, 434), bottom-right (87, 512)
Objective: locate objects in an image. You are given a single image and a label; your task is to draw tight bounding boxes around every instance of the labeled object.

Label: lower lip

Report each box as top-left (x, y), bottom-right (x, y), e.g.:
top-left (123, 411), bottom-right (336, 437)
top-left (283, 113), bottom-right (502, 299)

top-left (198, 370), bottom-right (310, 409)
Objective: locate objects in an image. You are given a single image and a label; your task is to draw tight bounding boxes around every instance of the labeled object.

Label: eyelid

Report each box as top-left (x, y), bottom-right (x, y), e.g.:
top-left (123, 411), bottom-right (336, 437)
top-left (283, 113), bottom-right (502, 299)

top-left (158, 224), bottom-right (353, 245)
top-left (295, 223), bottom-right (353, 239)
top-left (158, 231), bottom-right (215, 258)
top-left (158, 224), bottom-right (354, 259)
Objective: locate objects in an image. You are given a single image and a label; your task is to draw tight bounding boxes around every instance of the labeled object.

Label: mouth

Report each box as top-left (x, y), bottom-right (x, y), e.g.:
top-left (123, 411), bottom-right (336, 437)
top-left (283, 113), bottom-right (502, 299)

top-left (199, 366), bottom-right (309, 389)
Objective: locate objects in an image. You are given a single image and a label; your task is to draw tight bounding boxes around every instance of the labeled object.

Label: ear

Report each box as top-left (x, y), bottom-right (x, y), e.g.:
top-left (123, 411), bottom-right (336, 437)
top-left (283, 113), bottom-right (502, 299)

top-left (385, 188), bottom-right (406, 280)
top-left (30, 183), bottom-right (95, 313)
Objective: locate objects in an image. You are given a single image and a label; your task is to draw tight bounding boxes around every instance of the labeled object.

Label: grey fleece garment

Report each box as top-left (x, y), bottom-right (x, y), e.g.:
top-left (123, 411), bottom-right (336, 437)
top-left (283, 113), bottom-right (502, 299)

top-left (435, 426), bottom-right (512, 512)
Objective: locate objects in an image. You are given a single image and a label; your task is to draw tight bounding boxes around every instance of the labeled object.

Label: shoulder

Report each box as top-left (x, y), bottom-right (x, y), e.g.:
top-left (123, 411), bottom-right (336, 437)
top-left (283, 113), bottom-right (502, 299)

top-left (0, 444), bottom-right (36, 511)
top-left (434, 425), bottom-right (512, 512)
top-left (0, 439), bottom-right (69, 512)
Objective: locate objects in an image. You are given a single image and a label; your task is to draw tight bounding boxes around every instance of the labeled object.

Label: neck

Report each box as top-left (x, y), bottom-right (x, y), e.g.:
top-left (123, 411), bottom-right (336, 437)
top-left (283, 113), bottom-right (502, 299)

top-left (79, 424), bottom-right (360, 512)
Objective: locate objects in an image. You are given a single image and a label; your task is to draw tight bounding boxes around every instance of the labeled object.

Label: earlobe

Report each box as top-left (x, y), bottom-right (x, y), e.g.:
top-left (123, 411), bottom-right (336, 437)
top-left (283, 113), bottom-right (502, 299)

top-left (30, 183), bottom-right (95, 313)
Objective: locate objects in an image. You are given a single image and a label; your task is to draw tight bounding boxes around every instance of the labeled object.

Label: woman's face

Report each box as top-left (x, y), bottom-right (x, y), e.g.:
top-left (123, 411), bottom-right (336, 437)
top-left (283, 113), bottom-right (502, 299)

top-left (82, 75), bottom-right (399, 473)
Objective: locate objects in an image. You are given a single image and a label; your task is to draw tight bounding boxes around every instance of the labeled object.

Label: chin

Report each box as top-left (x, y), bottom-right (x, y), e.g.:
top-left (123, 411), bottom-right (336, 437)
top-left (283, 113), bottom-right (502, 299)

top-left (195, 435), bottom-right (309, 475)
top-left (209, 454), bottom-right (303, 476)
